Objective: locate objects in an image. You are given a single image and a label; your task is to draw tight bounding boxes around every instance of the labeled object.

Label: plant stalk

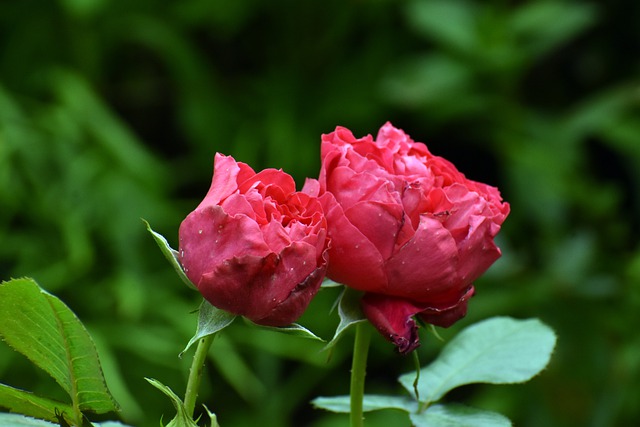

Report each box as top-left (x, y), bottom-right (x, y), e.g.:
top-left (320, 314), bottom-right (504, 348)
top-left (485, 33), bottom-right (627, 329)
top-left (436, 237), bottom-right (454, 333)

top-left (350, 322), bottom-right (372, 427)
top-left (184, 333), bottom-right (216, 420)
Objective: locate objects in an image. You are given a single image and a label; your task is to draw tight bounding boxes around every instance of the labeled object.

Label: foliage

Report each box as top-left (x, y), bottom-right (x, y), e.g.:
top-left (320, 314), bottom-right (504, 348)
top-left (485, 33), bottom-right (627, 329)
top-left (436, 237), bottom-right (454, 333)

top-left (1, 0), bottom-right (639, 426)
top-left (313, 317), bottom-right (556, 426)
top-left (0, 278), bottom-right (122, 426)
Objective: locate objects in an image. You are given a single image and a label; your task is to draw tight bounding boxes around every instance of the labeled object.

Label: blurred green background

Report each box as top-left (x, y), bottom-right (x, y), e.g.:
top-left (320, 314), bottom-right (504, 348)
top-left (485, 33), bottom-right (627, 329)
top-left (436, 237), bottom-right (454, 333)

top-left (1, 0), bottom-right (639, 426)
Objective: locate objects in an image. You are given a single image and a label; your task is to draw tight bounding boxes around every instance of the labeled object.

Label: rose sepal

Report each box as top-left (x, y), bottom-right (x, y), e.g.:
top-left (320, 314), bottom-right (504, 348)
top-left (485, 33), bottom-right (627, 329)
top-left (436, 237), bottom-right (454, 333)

top-left (323, 286), bottom-right (367, 352)
top-left (242, 318), bottom-right (324, 342)
top-left (180, 300), bottom-right (237, 357)
top-left (144, 219), bottom-right (197, 290)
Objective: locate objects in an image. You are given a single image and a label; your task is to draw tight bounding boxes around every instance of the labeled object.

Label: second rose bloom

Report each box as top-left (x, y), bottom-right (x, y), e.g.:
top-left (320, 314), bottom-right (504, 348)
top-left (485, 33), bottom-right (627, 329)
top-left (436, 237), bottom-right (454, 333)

top-left (305, 122), bottom-right (510, 353)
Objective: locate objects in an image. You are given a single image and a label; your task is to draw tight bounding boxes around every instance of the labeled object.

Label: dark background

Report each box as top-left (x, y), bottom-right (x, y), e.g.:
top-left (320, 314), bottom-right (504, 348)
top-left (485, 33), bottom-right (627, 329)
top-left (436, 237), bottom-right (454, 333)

top-left (1, 1), bottom-right (639, 426)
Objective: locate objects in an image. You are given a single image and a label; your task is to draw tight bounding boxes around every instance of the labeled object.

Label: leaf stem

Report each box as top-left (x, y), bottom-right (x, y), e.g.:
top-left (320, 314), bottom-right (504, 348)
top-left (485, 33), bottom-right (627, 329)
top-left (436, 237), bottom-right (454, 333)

top-left (184, 333), bottom-right (216, 420)
top-left (350, 322), bottom-right (372, 427)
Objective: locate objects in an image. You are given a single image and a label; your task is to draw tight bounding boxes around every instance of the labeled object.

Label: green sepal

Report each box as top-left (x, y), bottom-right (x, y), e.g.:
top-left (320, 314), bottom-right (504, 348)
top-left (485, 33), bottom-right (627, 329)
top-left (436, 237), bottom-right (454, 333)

top-left (243, 319), bottom-right (324, 342)
top-left (145, 378), bottom-right (198, 427)
top-left (320, 278), bottom-right (343, 288)
top-left (323, 288), bottom-right (366, 351)
top-left (181, 300), bottom-right (236, 357)
top-left (143, 219), bottom-right (197, 290)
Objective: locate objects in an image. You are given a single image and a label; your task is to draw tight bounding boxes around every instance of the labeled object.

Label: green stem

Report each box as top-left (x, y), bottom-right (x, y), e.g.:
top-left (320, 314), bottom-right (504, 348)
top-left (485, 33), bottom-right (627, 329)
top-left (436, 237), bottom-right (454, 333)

top-left (350, 322), bottom-right (372, 427)
top-left (184, 333), bottom-right (216, 420)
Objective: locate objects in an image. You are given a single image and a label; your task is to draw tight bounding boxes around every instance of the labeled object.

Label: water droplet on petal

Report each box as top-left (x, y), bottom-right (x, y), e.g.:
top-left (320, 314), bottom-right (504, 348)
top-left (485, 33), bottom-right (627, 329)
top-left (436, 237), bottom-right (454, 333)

top-left (198, 229), bottom-right (203, 234)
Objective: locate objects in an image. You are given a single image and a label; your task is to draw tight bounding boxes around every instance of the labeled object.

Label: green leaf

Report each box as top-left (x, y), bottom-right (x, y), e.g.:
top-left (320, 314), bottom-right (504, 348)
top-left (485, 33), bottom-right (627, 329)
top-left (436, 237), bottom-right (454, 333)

top-left (406, 0), bottom-right (477, 53)
top-left (0, 383), bottom-right (74, 424)
top-left (0, 278), bottom-right (119, 415)
top-left (410, 403), bottom-right (511, 427)
top-left (244, 320), bottom-right (324, 342)
top-left (143, 219), bottom-right (197, 290)
top-left (399, 317), bottom-right (556, 404)
top-left (312, 395), bottom-right (417, 414)
top-left (180, 300), bottom-right (237, 357)
top-left (93, 423), bottom-right (137, 427)
top-left (145, 378), bottom-right (198, 427)
top-left (510, 1), bottom-right (595, 61)
top-left (323, 288), bottom-right (366, 351)
top-left (0, 413), bottom-right (59, 427)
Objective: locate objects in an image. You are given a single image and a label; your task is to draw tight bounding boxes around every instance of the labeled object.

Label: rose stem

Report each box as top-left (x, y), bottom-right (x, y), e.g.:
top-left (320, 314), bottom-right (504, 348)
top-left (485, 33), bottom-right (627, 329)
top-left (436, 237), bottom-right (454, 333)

top-left (350, 322), bottom-right (372, 427)
top-left (184, 333), bottom-right (216, 421)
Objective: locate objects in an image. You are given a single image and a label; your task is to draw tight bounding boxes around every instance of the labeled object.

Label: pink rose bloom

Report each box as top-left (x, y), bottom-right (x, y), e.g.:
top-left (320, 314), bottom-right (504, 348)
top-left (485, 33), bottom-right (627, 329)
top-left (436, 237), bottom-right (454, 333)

top-left (179, 154), bottom-right (329, 327)
top-left (305, 123), bottom-right (509, 353)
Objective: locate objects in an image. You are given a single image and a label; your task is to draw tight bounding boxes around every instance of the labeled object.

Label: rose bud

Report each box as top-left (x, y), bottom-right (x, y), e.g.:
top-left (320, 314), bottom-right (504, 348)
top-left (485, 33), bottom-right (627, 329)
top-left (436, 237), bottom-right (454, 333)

top-left (179, 153), bottom-right (329, 327)
top-left (306, 123), bottom-right (509, 353)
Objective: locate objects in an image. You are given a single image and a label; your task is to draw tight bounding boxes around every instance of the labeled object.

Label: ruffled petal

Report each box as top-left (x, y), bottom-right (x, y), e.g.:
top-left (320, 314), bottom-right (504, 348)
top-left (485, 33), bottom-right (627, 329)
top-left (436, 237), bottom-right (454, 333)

top-left (201, 154), bottom-right (243, 205)
top-left (418, 286), bottom-right (474, 328)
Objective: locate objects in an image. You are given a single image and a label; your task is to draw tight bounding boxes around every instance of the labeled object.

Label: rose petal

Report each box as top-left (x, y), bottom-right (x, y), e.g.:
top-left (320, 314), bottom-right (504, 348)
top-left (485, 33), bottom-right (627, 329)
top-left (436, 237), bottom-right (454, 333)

top-left (219, 192), bottom-right (258, 220)
top-left (200, 154), bottom-right (243, 205)
top-left (302, 178), bottom-right (320, 197)
top-left (418, 286), bottom-right (474, 328)
top-left (326, 165), bottom-right (397, 211)
top-left (344, 201), bottom-right (405, 261)
top-left (260, 248), bottom-right (329, 326)
top-left (361, 293), bottom-right (422, 354)
top-left (260, 220), bottom-right (291, 254)
top-left (384, 215), bottom-right (460, 303)
top-left (199, 241), bottom-right (319, 325)
top-left (455, 215), bottom-right (503, 285)
top-left (321, 193), bottom-right (387, 292)
top-left (178, 205), bottom-right (270, 284)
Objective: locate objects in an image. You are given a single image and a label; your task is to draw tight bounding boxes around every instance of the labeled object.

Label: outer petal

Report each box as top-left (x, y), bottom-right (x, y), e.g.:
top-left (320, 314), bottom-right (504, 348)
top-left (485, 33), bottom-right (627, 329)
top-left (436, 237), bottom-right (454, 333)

top-left (199, 241), bottom-right (320, 326)
top-left (384, 215), bottom-right (460, 302)
top-left (344, 201), bottom-right (405, 261)
top-left (260, 247), bottom-right (329, 326)
top-left (178, 205), bottom-right (270, 284)
top-left (361, 293), bottom-right (422, 354)
top-left (321, 193), bottom-right (387, 292)
top-left (361, 286), bottom-right (475, 353)
top-left (455, 215), bottom-right (503, 285)
top-left (417, 286), bottom-right (475, 328)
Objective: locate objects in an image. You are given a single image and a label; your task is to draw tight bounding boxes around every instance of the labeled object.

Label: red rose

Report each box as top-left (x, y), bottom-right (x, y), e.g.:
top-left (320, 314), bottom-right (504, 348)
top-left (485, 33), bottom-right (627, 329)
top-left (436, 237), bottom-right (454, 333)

top-left (305, 123), bottom-right (509, 353)
top-left (179, 154), bottom-right (329, 327)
